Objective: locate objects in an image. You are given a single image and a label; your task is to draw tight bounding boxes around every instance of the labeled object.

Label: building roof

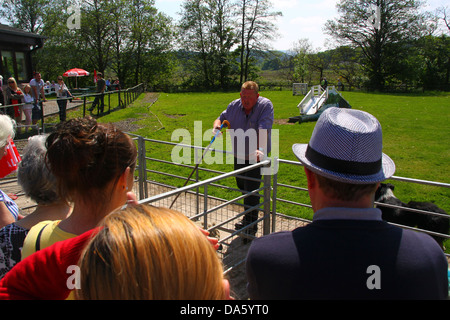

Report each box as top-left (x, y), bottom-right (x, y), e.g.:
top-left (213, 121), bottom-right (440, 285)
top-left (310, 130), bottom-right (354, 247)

top-left (0, 23), bottom-right (46, 39)
top-left (0, 23), bottom-right (46, 50)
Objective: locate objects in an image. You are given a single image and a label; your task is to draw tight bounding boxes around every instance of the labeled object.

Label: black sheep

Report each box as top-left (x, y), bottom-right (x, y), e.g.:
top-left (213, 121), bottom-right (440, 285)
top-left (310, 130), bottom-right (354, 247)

top-left (375, 183), bottom-right (449, 250)
top-left (407, 200), bottom-right (449, 250)
top-left (375, 183), bottom-right (417, 227)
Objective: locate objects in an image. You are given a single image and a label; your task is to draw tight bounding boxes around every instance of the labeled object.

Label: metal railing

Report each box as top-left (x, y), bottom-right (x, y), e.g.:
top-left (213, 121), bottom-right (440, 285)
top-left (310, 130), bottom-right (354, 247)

top-left (4, 134), bottom-right (450, 282)
top-left (131, 135), bottom-right (272, 243)
top-left (272, 159), bottom-right (450, 244)
top-left (0, 83), bottom-right (145, 132)
top-left (129, 137), bottom-right (450, 263)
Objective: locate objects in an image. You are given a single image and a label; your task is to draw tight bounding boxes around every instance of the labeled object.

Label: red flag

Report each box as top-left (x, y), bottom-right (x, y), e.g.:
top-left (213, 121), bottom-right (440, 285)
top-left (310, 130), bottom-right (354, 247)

top-left (94, 70), bottom-right (97, 83)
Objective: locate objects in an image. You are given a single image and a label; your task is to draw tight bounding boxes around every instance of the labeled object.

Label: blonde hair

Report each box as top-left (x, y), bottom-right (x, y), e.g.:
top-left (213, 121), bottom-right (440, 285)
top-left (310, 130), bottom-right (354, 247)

top-left (241, 81), bottom-right (259, 93)
top-left (7, 77), bottom-right (18, 90)
top-left (76, 205), bottom-right (226, 300)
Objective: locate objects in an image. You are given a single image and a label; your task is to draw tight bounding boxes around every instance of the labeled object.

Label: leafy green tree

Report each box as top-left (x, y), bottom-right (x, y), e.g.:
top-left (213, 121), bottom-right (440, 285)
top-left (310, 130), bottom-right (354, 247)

top-left (328, 46), bottom-right (364, 90)
top-left (178, 0), bottom-right (238, 90)
top-left (416, 35), bottom-right (450, 90)
top-left (121, 0), bottom-right (174, 87)
top-left (0, 0), bottom-right (51, 33)
top-left (325, 0), bottom-right (430, 91)
top-left (76, 0), bottom-right (118, 75)
top-left (287, 38), bottom-right (313, 84)
top-left (235, 0), bottom-right (281, 83)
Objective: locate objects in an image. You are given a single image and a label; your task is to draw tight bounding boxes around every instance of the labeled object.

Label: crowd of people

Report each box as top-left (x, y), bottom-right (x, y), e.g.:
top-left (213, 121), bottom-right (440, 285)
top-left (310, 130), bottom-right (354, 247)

top-left (0, 80), bottom-right (446, 300)
top-left (0, 72), bottom-right (122, 131)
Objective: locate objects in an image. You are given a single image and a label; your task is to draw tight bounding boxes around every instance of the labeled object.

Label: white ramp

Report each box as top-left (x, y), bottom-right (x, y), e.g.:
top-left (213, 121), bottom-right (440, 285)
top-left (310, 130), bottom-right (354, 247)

top-left (297, 85), bottom-right (328, 115)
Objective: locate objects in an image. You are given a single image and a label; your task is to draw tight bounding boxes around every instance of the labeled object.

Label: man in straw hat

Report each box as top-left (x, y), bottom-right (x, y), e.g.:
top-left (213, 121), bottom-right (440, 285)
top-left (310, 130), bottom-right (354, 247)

top-left (246, 107), bottom-right (448, 300)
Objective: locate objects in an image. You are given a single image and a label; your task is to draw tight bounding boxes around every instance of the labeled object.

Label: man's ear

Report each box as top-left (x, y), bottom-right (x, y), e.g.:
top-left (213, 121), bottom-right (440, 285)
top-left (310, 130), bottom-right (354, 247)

top-left (304, 167), bottom-right (316, 189)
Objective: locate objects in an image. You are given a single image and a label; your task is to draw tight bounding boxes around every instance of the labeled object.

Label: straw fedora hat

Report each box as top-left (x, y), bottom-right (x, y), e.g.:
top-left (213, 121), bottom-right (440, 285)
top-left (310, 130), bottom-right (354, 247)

top-left (292, 107), bottom-right (395, 184)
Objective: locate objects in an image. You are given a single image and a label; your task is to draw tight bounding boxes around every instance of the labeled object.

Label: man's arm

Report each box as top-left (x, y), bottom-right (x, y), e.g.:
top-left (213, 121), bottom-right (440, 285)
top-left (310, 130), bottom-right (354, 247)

top-left (39, 85), bottom-right (46, 102)
top-left (256, 100), bottom-right (274, 161)
top-left (31, 86), bottom-right (38, 101)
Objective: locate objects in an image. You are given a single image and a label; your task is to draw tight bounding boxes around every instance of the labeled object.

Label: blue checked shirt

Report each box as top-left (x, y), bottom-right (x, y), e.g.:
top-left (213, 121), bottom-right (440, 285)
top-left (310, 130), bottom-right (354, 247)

top-left (218, 96), bottom-right (274, 160)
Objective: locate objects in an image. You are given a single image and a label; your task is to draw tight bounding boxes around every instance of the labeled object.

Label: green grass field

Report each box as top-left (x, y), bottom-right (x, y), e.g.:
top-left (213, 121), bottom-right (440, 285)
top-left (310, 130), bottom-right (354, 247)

top-left (97, 89), bottom-right (450, 251)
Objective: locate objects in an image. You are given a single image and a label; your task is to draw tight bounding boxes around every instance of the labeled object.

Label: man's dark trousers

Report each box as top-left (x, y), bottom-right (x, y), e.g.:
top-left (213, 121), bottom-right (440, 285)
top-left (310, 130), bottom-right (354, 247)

top-left (234, 158), bottom-right (262, 232)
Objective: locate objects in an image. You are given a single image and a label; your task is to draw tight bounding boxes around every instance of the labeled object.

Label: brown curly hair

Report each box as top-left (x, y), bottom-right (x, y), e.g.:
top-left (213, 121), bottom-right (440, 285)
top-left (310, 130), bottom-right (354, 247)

top-left (45, 117), bottom-right (137, 204)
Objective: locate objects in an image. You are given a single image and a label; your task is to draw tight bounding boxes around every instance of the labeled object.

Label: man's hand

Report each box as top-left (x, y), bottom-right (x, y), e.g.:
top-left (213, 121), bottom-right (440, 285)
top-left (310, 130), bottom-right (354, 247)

top-left (255, 149), bottom-right (265, 162)
top-left (212, 119), bottom-right (222, 136)
top-left (212, 126), bottom-right (223, 137)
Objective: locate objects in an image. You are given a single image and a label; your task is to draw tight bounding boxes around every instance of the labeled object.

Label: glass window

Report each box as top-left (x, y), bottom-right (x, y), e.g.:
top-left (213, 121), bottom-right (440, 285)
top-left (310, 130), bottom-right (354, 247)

top-left (1, 51), bottom-right (15, 79)
top-left (15, 52), bottom-right (27, 82)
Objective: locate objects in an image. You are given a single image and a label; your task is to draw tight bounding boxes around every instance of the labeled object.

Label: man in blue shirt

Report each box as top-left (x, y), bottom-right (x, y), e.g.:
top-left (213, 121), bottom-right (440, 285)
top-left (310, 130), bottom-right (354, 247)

top-left (213, 81), bottom-right (274, 242)
top-left (246, 107), bottom-right (448, 300)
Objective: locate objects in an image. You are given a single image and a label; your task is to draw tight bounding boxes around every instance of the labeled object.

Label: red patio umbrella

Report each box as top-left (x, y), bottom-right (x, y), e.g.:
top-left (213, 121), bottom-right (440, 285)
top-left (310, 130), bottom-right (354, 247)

top-left (63, 68), bottom-right (90, 88)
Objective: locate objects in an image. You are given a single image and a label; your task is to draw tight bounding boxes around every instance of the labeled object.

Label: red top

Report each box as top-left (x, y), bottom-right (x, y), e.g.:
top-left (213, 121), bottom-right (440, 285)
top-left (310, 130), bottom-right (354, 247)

top-left (0, 228), bottom-right (98, 300)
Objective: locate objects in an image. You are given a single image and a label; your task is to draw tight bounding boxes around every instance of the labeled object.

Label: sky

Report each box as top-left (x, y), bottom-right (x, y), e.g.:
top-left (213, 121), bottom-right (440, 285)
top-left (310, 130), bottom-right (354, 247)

top-left (154, 0), bottom-right (449, 52)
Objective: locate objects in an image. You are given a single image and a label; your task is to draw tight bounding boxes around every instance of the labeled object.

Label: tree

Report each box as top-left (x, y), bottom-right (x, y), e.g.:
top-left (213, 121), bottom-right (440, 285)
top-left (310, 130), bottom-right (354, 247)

top-left (76, 0), bottom-right (117, 75)
top-left (416, 35), bottom-right (450, 90)
top-left (325, 0), bottom-right (430, 91)
top-left (235, 0), bottom-right (282, 83)
top-left (209, 0), bottom-right (240, 89)
top-left (122, 0), bottom-right (174, 86)
top-left (287, 38), bottom-right (313, 83)
top-left (0, 0), bottom-right (52, 34)
top-left (308, 51), bottom-right (332, 83)
top-left (178, 0), bottom-right (238, 90)
top-left (436, 6), bottom-right (450, 33)
top-left (329, 46), bottom-right (364, 90)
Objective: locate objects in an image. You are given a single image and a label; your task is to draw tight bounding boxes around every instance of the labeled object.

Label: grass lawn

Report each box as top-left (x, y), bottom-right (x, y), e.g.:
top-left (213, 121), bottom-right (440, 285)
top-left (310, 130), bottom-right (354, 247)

top-left (98, 89), bottom-right (450, 251)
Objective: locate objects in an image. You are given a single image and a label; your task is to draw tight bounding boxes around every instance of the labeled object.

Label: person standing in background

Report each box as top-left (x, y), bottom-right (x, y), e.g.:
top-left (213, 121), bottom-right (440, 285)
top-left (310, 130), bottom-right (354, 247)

top-left (29, 72), bottom-right (46, 125)
top-left (21, 85), bottom-right (34, 133)
top-left (55, 76), bottom-right (72, 122)
top-left (4, 78), bottom-right (23, 131)
top-left (89, 72), bottom-right (106, 113)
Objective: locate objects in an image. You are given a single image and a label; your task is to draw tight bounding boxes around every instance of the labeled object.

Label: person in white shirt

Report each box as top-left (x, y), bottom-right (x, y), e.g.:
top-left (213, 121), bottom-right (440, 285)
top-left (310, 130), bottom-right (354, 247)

top-left (22, 85), bottom-right (34, 133)
top-left (29, 72), bottom-right (46, 125)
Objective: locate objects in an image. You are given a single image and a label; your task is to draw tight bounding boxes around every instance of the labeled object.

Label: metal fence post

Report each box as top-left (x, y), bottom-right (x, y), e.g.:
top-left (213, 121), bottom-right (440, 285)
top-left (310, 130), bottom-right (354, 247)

top-left (271, 158), bottom-right (279, 233)
top-left (195, 147), bottom-right (200, 215)
top-left (143, 139), bottom-right (148, 199)
top-left (83, 96), bottom-right (86, 117)
top-left (137, 136), bottom-right (146, 200)
top-left (203, 184), bottom-right (208, 230)
top-left (263, 160), bottom-right (272, 236)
